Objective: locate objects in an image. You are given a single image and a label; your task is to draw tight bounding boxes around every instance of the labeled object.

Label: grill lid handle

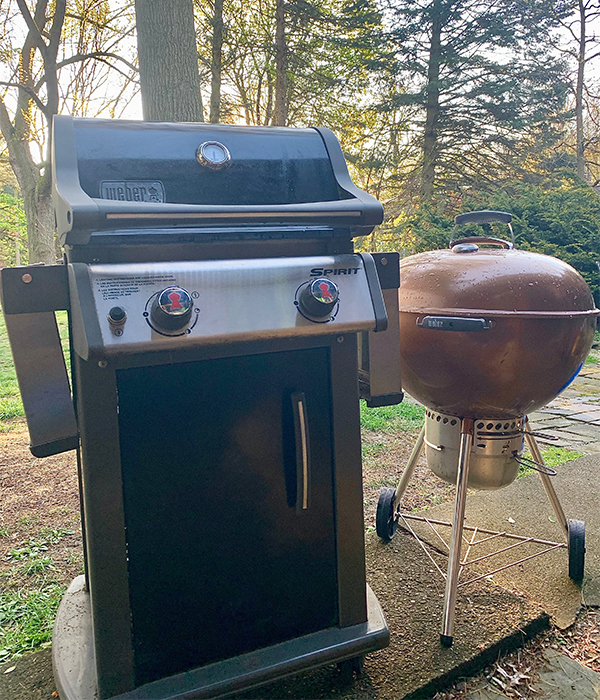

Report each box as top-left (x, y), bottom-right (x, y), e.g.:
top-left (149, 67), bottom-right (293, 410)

top-left (450, 210), bottom-right (515, 249)
top-left (454, 210), bottom-right (512, 225)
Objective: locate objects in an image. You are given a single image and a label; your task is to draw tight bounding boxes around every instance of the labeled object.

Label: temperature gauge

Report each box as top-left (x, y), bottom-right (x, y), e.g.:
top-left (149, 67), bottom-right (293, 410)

top-left (196, 141), bottom-right (231, 171)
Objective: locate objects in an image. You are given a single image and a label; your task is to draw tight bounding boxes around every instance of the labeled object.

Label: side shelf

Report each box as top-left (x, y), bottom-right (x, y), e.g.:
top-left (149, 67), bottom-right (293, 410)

top-left (1, 266), bottom-right (78, 456)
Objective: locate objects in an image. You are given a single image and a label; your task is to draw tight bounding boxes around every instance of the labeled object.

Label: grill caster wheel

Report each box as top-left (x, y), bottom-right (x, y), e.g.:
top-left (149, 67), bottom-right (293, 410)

top-left (568, 519), bottom-right (585, 583)
top-left (376, 487), bottom-right (398, 542)
top-left (337, 656), bottom-right (363, 684)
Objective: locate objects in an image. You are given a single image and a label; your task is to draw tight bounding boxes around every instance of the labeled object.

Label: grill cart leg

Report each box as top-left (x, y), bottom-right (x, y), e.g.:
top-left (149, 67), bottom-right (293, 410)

top-left (376, 426), bottom-right (425, 541)
top-left (440, 418), bottom-right (474, 647)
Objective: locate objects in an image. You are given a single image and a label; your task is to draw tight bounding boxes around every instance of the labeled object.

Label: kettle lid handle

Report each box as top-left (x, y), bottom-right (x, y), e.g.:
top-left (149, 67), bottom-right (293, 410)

top-left (450, 210), bottom-right (515, 249)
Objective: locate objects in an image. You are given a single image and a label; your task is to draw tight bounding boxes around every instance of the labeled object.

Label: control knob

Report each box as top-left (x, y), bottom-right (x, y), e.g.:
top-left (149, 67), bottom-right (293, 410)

top-left (298, 278), bottom-right (339, 319)
top-left (151, 286), bottom-right (193, 331)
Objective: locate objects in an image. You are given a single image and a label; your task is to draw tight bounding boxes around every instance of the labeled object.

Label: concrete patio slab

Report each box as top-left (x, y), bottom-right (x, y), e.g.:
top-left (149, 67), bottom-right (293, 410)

top-left (405, 454), bottom-right (600, 628)
top-left (0, 532), bottom-right (549, 700)
top-left (554, 423), bottom-right (600, 438)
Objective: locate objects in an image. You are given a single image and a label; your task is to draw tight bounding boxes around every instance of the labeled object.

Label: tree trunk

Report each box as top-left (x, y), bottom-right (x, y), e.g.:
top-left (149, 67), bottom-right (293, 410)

top-left (576, 0), bottom-right (586, 181)
top-left (0, 0), bottom-right (68, 264)
top-left (26, 176), bottom-right (56, 263)
top-left (274, 0), bottom-right (287, 126)
top-left (135, 0), bottom-right (204, 122)
top-left (210, 0), bottom-right (224, 123)
top-left (0, 109), bottom-right (56, 264)
top-left (421, 1), bottom-right (443, 201)
top-left (0, 96), bottom-right (55, 265)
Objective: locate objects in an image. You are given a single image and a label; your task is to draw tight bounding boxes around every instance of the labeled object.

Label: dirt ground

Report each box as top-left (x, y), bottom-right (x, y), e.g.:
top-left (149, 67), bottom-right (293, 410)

top-left (0, 417), bottom-right (448, 591)
top-left (1, 417), bottom-right (599, 699)
top-left (0, 419), bottom-right (83, 590)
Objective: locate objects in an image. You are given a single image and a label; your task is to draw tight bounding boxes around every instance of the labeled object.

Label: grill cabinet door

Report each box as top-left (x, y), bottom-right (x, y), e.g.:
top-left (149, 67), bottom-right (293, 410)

top-left (116, 347), bottom-right (338, 686)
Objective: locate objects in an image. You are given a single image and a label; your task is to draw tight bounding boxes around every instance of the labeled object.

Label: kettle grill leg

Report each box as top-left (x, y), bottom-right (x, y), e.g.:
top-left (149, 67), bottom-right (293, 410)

top-left (376, 426), bottom-right (425, 542)
top-left (393, 425), bottom-right (425, 510)
top-left (440, 418), bottom-right (474, 647)
top-left (523, 418), bottom-right (569, 540)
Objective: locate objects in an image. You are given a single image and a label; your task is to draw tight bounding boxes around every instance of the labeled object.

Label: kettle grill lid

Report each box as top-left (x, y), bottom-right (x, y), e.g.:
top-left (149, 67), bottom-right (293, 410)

top-left (399, 247), bottom-right (598, 319)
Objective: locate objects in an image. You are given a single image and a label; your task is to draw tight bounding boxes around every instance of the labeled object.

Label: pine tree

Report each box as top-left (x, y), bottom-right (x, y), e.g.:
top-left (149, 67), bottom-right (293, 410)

top-left (385, 0), bottom-right (572, 201)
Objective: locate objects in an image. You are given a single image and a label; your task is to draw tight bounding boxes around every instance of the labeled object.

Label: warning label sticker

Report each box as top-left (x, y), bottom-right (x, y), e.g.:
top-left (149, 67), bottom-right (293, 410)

top-left (94, 275), bottom-right (177, 301)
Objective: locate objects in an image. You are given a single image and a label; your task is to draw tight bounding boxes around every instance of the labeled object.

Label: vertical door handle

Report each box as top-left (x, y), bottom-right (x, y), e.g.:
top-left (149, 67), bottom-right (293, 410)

top-left (291, 392), bottom-right (311, 511)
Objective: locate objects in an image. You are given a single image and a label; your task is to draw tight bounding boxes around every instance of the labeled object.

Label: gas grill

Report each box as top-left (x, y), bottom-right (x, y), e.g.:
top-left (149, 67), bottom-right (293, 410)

top-left (1, 116), bottom-right (397, 700)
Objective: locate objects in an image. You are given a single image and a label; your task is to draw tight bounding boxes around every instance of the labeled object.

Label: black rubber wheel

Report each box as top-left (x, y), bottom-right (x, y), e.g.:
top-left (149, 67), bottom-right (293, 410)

top-left (568, 519), bottom-right (585, 583)
top-left (376, 487), bottom-right (398, 542)
top-left (337, 656), bottom-right (364, 684)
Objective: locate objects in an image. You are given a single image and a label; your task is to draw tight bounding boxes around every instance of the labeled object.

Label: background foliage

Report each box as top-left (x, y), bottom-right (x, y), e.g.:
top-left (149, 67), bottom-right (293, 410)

top-left (364, 172), bottom-right (600, 306)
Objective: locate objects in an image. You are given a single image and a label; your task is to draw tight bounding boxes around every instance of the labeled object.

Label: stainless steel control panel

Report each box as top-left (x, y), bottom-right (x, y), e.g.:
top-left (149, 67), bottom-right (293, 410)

top-left (84, 255), bottom-right (380, 356)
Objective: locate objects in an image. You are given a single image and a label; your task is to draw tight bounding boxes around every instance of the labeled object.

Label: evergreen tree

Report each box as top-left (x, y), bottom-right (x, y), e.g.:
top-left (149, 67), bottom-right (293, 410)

top-left (195, 0), bottom-right (387, 128)
top-left (384, 0), bottom-right (573, 201)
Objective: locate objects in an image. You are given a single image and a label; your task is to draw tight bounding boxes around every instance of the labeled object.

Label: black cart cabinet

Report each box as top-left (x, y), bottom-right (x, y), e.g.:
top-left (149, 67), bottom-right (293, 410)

top-left (1, 116), bottom-right (392, 700)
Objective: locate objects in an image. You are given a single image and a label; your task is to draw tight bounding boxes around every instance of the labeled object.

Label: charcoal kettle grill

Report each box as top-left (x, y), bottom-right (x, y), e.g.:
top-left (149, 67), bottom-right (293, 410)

top-left (0, 116), bottom-right (398, 699)
top-left (375, 210), bottom-right (598, 646)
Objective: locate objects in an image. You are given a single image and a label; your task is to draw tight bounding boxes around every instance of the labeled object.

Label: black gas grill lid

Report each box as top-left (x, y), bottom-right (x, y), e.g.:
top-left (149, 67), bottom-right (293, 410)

top-left (52, 116), bottom-right (383, 246)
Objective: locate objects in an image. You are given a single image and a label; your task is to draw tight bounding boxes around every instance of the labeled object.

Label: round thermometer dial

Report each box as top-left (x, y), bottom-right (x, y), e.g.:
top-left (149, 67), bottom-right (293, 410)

top-left (196, 141), bottom-right (231, 170)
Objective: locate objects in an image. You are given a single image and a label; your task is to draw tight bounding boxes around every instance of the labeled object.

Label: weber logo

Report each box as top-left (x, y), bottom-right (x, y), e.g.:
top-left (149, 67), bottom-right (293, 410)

top-left (310, 267), bottom-right (360, 276)
top-left (426, 318), bottom-right (445, 328)
top-left (100, 181), bottom-right (165, 203)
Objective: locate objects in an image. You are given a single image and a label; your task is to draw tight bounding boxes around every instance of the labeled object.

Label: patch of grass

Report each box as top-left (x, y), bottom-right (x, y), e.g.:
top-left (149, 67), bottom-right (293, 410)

top-left (540, 445), bottom-right (585, 467)
top-left (0, 396), bottom-right (24, 420)
top-left (37, 527), bottom-right (74, 544)
top-left (7, 541), bottom-right (49, 561)
top-left (518, 445), bottom-right (585, 477)
top-left (367, 476), bottom-right (398, 488)
top-left (18, 515), bottom-right (40, 528)
top-left (0, 584), bottom-right (65, 662)
top-left (65, 551), bottom-right (83, 569)
top-left (6, 529), bottom-right (74, 562)
top-left (0, 314), bottom-right (21, 419)
top-left (18, 557), bottom-right (54, 577)
top-left (362, 441), bottom-right (386, 459)
top-left (360, 401), bottom-right (425, 433)
top-left (0, 421), bottom-right (23, 433)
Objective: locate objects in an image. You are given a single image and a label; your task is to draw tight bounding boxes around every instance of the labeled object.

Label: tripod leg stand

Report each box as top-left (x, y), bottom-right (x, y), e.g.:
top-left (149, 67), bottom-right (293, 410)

top-left (394, 425), bottom-right (425, 510)
top-left (523, 418), bottom-right (568, 540)
top-left (440, 418), bottom-right (474, 646)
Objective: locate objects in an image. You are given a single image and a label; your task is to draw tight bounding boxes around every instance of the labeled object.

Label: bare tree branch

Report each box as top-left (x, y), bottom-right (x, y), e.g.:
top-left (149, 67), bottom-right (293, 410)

top-left (56, 50), bottom-right (138, 74)
top-left (0, 81), bottom-right (47, 113)
top-left (15, 0), bottom-right (49, 56)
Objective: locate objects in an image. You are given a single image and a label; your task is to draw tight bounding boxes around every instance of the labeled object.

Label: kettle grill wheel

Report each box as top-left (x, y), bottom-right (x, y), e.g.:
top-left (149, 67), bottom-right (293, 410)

top-left (376, 487), bottom-right (398, 542)
top-left (568, 519), bottom-right (585, 583)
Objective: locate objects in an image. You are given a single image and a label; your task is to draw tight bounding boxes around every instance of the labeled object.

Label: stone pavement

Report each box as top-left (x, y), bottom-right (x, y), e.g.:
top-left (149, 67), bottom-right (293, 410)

top-left (467, 648), bottom-right (600, 700)
top-left (528, 364), bottom-right (600, 454)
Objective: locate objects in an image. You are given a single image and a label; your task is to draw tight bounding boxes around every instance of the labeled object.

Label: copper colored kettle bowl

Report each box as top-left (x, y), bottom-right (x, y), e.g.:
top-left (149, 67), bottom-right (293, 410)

top-left (399, 240), bottom-right (598, 419)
